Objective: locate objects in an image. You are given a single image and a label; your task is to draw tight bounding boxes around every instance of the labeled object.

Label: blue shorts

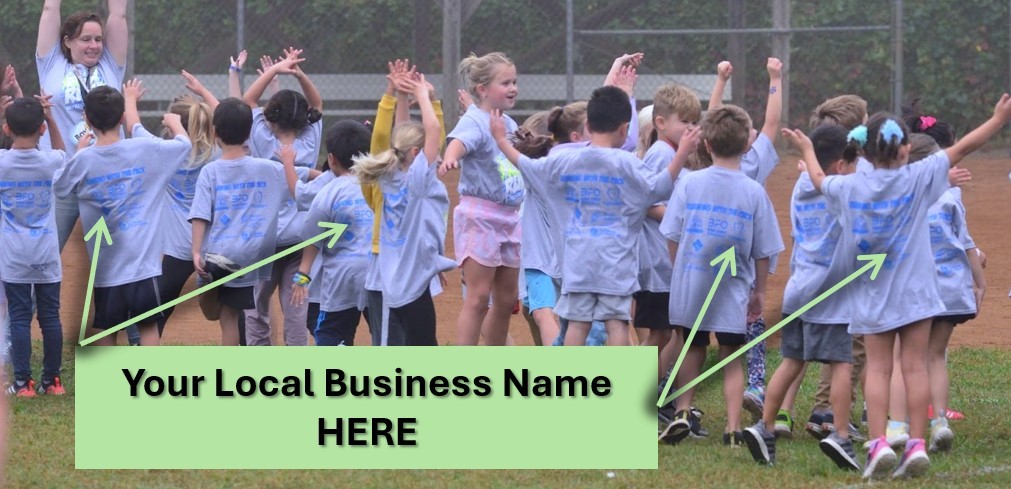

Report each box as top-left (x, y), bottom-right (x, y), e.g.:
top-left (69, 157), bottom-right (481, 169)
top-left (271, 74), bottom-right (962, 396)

top-left (522, 269), bottom-right (558, 312)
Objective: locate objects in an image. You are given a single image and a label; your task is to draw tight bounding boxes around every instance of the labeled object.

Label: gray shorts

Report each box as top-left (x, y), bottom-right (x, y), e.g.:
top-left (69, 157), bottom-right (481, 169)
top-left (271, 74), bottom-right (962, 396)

top-left (554, 293), bottom-right (632, 322)
top-left (780, 316), bottom-right (853, 364)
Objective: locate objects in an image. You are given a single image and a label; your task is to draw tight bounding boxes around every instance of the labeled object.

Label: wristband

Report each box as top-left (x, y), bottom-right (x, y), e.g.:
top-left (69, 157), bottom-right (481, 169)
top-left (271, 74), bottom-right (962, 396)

top-left (229, 65), bottom-right (242, 73)
top-left (293, 272), bottom-right (311, 286)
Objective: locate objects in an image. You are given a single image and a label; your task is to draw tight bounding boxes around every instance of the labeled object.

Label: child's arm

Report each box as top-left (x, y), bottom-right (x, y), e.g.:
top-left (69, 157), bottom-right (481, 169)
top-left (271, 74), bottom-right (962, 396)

top-left (392, 60), bottom-right (413, 126)
top-left (162, 113), bottom-right (186, 139)
top-left (610, 65), bottom-right (640, 152)
top-left (647, 204), bottom-right (666, 222)
top-left (748, 258), bottom-right (770, 323)
top-left (291, 244), bottom-right (318, 306)
top-left (37, 93), bottom-right (65, 151)
top-left (227, 50), bottom-right (247, 100)
top-left (664, 126), bottom-right (701, 179)
top-left (439, 139), bottom-right (467, 176)
top-left (458, 89), bottom-right (474, 115)
top-left (782, 128), bottom-right (825, 191)
top-left (708, 61), bottom-right (732, 111)
top-left (105, 0), bottom-right (129, 66)
top-left (182, 70), bottom-right (219, 109)
top-left (242, 49), bottom-right (305, 109)
top-left (37, 0), bottom-right (62, 57)
top-left (667, 241), bottom-right (679, 265)
top-left (278, 144), bottom-right (299, 198)
top-left (256, 55), bottom-right (282, 99)
top-left (122, 79), bottom-right (145, 137)
top-left (761, 58), bottom-right (784, 142)
top-left (490, 110), bottom-right (522, 166)
top-left (967, 247), bottom-right (986, 313)
top-left (286, 47), bottom-right (323, 113)
top-left (413, 74), bottom-right (440, 164)
top-left (603, 53), bottom-right (643, 87)
top-left (945, 94), bottom-right (1011, 166)
top-left (191, 219), bottom-right (208, 277)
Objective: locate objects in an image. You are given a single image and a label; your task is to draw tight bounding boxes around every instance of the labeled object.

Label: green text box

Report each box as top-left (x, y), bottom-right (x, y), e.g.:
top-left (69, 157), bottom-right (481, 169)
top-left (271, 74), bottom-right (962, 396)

top-left (75, 347), bottom-right (657, 469)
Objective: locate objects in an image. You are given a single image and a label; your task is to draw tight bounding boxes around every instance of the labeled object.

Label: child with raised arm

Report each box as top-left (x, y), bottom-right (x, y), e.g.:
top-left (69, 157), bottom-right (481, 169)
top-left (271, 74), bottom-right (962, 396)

top-left (54, 84), bottom-right (191, 347)
top-left (190, 98), bottom-right (295, 346)
top-left (743, 124), bottom-right (860, 471)
top-left (783, 93), bottom-right (1011, 479)
top-left (492, 85), bottom-right (699, 347)
top-left (290, 121), bottom-right (374, 346)
top-left (1, 96), bottom-right (67, 396)
top-left (241, 47), bottom-right (323, 346)
top-left (439, 52), bottom-right (522, 346)
top-left (658, 105), bottom-right (785, 447)
top-left (353, 74), bottom-right (456, 345)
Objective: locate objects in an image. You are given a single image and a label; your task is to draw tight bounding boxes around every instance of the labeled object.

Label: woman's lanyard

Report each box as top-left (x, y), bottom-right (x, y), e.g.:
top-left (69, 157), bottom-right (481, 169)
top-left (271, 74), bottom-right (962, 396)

top-left (73, 65), bottom-right (94, 100)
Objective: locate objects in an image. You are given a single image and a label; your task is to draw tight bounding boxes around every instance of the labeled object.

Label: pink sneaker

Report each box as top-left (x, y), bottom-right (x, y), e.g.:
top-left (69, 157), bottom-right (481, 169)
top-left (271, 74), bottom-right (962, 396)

top-left (892, 438), bottom-right (930, 479)
top-left (928, 405), bottom-right (965, 420)
top-left (862, 436), bottom-right (898, 480)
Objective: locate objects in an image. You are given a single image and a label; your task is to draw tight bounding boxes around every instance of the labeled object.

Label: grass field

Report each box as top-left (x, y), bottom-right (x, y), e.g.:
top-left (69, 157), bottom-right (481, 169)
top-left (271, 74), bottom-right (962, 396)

top-left (7, 343), bottom-right (1011, 488)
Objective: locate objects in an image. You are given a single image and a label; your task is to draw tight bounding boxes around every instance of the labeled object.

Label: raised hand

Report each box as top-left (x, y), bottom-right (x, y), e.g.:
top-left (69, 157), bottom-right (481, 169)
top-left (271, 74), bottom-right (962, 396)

top-left (767, 57), bottom-right (783, 80)
top-left (162, 112), bottom-right (182, 129)
top-left (0, 95), bottom-right (11, 120)
top-left (993, 93), bottom-right (1011, 124)
top-left (122, 78), bottom-right (146, 101)
top-left (2, 65), bottom-right (22, 98)
top-left (717, 61), bottom-right (733, 81)
top-left (780, 128), bottom-right (813, 153)
top-left (948, 167), bottom-right (972, 187)
top-left (273, 48), bottom-right (305, 74)
top-left (181, 70), bottom-right (208, 95)
top-left (612, 65), bottom-right (637, 96)
top-left (614, 52), bottom-right (644, 69)
top-left (35, 91), bottom-right (55, 117)
top-left (283, 46), bottom-right (307, 75)
top-left (230, 50), bottom-right (248, 72)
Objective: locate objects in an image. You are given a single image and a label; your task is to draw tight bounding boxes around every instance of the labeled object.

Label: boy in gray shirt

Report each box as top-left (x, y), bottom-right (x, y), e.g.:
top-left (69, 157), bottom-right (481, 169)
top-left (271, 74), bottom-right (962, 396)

top-left (491, 85), bottom-right (699, 347)
top-left (658, 105), bottom-right (785, 446)
top-left (54, 86), bottom-right (190, 347)
top-left (190, 98), bottom-right (295, 346)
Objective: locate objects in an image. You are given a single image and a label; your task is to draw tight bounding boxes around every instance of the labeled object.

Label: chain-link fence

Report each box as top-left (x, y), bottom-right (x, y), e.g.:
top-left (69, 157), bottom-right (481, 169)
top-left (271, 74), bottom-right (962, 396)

top-left (1, 1), bottom-right (1010, 135)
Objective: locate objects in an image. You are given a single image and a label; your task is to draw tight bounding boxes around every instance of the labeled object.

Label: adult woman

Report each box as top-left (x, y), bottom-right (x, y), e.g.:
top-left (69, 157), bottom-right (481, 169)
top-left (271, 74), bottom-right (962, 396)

top-left (36, 0), bottom-right (129, 250)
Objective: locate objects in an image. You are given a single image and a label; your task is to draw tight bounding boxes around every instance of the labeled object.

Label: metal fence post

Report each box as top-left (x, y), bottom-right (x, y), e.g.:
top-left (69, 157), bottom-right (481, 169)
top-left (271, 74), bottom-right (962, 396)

top-left (772, 0), bottom-right (790, 127)
top-left (443, 0), bottom-right (462, 129)
top-left (237, 0), bottom-right (245, 93)
top-left (566, 0), bottom-right (574, 104)
top-left (892, 0), bottom-right (904, 114)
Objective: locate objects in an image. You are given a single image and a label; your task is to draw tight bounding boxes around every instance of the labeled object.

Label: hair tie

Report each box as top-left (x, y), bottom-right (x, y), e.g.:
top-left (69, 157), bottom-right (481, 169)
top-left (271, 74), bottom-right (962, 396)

top-left (392, 147), bottom-right (405, 162)
top-left (919, 116), bottom-right (937, 130)
top-left (847, 125), bottom-right (868, 146)
top-left (880, 119), bottom-right (905, 143)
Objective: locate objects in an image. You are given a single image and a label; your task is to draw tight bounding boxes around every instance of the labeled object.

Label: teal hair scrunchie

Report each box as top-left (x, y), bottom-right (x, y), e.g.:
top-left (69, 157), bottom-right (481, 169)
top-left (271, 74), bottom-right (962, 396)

top-left (880, 119), bottom-right (905, 143)
top-left (847, 125), bottom-right (868, 146)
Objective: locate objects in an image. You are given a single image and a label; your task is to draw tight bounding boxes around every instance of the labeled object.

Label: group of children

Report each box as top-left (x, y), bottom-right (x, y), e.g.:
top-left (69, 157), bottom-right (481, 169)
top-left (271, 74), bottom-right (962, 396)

top-left (0, 41), bottom-right (1005, 481)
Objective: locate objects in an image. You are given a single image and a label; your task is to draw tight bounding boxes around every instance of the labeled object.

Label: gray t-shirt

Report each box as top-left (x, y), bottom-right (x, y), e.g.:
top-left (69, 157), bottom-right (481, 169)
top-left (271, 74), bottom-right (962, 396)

top-left (928, 187), bottom-right (977, 315)
top-left (377, 152), bottom-right (456, 307)
top-left (0, 149), bottom-right (67, 284)
top-left (302, 175), bottom-right (372, 312)
top-left (54, 135), bottom-right (191, 287)
top-left (189, 156), bottom-right (290, 288)
top-left (36, 44), bottom-right (125, 156)
top-left (518, 147), bottom-right (675, 296)
top-left (447, 105), bottom-right (523, 207)
top-left (274, 166), bottom-right (311, 246)
top-left (131, 125), bottom-right (213, 261)
top-left (637, 141), bottom-right (681, 293)
top-left (661, 166), bottom-right (785, 333)
top-left (295, 170), bottom-right (335, 303)
top-left (781, 172), bottom-right (851, 324)
top-left (821, 150), bottom-right (950, 334)
top-left (740, 133), bottom-right (779, 186)
top-left (248, 107), bottom-right (322, 168)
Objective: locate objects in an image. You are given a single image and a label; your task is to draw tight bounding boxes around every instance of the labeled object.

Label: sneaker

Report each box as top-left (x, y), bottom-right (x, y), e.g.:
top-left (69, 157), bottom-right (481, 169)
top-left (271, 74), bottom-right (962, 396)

top-left (862, 436), bottom-right (898, 480)
top-left (929, 419), bottom-right (954, 452)
top-left (892, 439), bottom-right (930, 479)
top-left (723, 430), bottom-right (745, 448)
top-left (823, 411), bottom-right (867, 442)
top-left (928, 404), bottom-right (965, 420)
top-left (861, 404), bottom-right (868, 426)
top-left (846, 422), bottom-right (868, 443)
top-left (743, 422), bottom-right (776, 464)
top-left (806, 411), bottom-right (830, 440)
top-left (743, 386), bottom-right (765, 422)
top-left (886, 421), bottom-right (910, 449)
top-left (820, 433), bottom-right (861, 471)
top-left (658, 410), bottom-right (691, 445)
top-left (38, 377), bottom-right (65, 396)
top-left (6, 379), bottom-right (35, 398)
top-left (688, 407), bottom-right (709, 438)
top-left (774, 410), bottom-right (794, 439)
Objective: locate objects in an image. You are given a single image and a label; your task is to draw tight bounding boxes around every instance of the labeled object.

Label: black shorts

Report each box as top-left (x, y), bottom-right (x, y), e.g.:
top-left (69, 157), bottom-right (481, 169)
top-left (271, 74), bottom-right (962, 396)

top-left (93, 277), bottom-right (164, 329)
top-left (218, 286), bottom-right (255, 311)
top-left (632, 291), bottom-right (672, 329)
top-left (934, 313), bottom-right (976, 326)
top-left (676, 326), bottom-right (747, 347)
top-left (315, 307), bottom-right (365, 346)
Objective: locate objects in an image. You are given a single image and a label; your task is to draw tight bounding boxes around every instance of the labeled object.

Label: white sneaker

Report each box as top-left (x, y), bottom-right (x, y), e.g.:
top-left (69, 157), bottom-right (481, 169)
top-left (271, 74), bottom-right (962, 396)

top-left (886, 423), bottom-right (909, 450)
top-left (929, 419), bottom-right (954, 452)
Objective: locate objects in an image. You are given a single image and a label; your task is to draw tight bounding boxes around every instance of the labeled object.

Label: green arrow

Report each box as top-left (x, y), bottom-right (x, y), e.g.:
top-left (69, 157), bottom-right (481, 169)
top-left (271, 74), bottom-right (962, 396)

top-left (658, 253), bottom-right (887, 406)
top-left (78, 221), bottom-right (347, 346)
top-left (657, 246), bottom-right (737, 408)
top-left (80, 217), bottom-right (114, 344)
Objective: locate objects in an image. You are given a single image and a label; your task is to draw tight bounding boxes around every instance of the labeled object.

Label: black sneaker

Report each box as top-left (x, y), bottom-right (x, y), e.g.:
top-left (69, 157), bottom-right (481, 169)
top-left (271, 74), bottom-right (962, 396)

top-left (822, 411), bottom-right (868, 443)
top-left (204, 253), bottom-right (242, 281)
top-left (688, 406), bottom-right (709, 438)
top-left (744, 422), bottom-right (776, 464)
top-left (659, 410), bottom-right (692, 445)
top-left (723, 430), bottom-right (745, 447)
top-left (806, 411), bottom-right (828, 439)
top-left (820, 433), bottom-right (861, 471)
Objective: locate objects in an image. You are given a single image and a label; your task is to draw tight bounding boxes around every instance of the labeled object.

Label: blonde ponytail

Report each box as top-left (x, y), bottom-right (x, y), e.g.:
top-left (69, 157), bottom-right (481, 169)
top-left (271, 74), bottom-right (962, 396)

top-left (352, 122), bottom-right (425, 185)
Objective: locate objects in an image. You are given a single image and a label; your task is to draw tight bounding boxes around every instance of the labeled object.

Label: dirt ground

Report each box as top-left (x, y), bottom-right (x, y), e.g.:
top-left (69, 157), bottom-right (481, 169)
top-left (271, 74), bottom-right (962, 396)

top-left (51, 150), bottom-right (1011, 348)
